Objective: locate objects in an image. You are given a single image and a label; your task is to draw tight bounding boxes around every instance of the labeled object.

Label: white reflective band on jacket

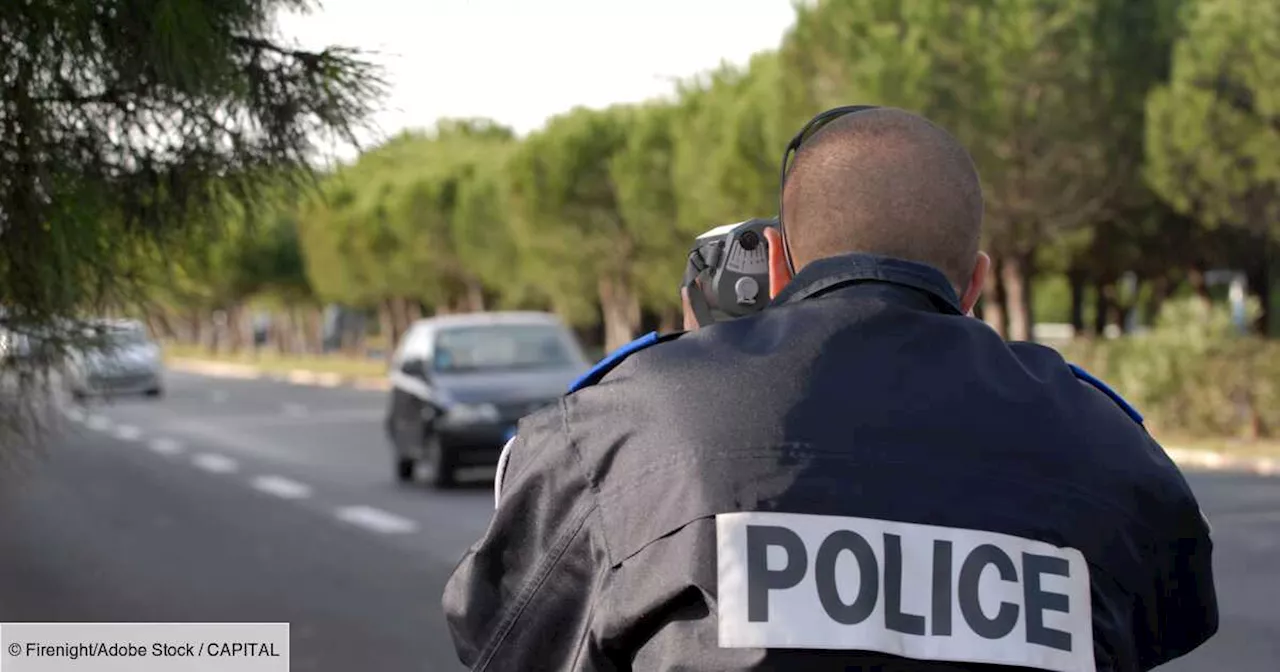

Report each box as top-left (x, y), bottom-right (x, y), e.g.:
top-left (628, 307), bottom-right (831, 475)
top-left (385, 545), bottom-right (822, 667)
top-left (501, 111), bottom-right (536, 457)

top-left (494, 436), bottom-right (516, 508)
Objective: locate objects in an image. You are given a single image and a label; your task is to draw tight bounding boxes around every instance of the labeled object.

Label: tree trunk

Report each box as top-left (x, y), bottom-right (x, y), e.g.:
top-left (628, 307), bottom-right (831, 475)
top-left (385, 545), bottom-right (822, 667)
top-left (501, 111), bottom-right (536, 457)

top-left (982, 255), bottom-right (1007, 338)
top-left (465, 281), bottom-right (486, 313)
top-left (1068, 268), bottom-right (1087, 336)
top-left (1188, 263), bottom-right (1211, 301)
top-left (390, 297), bottom-right (409, 344)
top-left (392, 298), bottom-right (421, 349)
top-left (282, 315), bottom-right (293, 354)
top-left (1002, 254), bottom-right (1032, 342)
top-left (148, 312), bottom-right (175, 341)
top-left (597, 275), bottom-right (641, 352)
top-left (230, 306), bottom-right (249, 354)
top-left (339, 311), bottom-right (358, 356)
top-left (206, 310), bottom-right (223, 355)
top-left (302, 307), bottom-right (320, 355)
top-left (378, 300), bottom-right (395, 354)
top-left (1094, 281), bottom-right (1114, 337)
top-left (405, 299), bottom-right (423, 324)
top-left (285, 308), bottom-right (299, 354)
top-left (1109, 300), bottom-right (1128, 335)
top-left (1247, 261), bottom-right (1272, 337)
top-left (188, 309), bottom-right (203, 349)
top-left (269, 314), bottom-right (284, 355)
top-left (1144, 276), bottom-right (1171, 328)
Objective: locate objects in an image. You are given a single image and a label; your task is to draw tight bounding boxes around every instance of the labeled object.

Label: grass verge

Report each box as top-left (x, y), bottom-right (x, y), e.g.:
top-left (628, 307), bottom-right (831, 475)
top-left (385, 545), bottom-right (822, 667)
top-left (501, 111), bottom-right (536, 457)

top-left (1157, 435), bottom-right (1280, 460)
top-left (163, 344), bottom-right (386, 379)
top-left (158, 345), bottom-right (1280, 463)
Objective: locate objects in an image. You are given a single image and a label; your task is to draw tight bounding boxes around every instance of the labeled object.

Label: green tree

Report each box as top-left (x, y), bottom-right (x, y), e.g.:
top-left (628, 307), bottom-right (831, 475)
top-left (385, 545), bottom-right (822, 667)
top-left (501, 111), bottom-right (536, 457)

top-left (0, 0), bottom-right (383, 367)
top-left (1146, 0), bottom-right (1280, 333)
top-left (778, 0), bottom-right (937, 116)
top-left (1055, 0), bottom-right (1189, 337)
top-left (775, 0), bottom-right (1172, 342)
top-left (142, 186), bottom-right (316, 352)
top-left (670, 61), bottom-right (780, 238)
top-left (419, 120), bottom-right (521, 313)
top-left (611, 102), bottom-right (686, 326)
top-left (297, 120), bottom-right (523, 348)
top-left (928, 0), bottom-right (1131, 341)
top-left (452, 149), bottom-right (534, 310)
top-left (435, 118), bottom-right (528, 311)
top-left (702, 53), bottom-right (787, 220)
top-left (506, 106), bottom-right (638, 350)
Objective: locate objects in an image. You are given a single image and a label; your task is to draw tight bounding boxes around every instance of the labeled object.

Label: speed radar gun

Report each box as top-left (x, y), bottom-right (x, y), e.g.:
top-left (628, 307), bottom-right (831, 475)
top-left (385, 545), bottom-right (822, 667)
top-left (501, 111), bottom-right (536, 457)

top-left (681, 217), bottom-right (778, 326)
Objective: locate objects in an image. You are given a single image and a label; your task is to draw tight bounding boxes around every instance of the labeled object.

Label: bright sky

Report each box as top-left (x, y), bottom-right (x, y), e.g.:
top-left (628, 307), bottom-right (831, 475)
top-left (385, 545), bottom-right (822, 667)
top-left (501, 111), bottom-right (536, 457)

top-left (276, 0), bottom-right (799, 160)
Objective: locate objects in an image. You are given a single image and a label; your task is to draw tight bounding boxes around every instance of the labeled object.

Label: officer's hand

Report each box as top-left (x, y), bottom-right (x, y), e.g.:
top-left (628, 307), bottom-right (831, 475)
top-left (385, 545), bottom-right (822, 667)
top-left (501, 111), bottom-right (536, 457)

top-left (681, 286), bottom-right (700, 330)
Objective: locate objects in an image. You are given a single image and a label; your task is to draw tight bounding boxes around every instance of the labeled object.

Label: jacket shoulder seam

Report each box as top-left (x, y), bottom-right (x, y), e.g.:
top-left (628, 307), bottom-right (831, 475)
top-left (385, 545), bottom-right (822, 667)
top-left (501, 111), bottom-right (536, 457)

top-left (472, 497), bottom-right (597, 671)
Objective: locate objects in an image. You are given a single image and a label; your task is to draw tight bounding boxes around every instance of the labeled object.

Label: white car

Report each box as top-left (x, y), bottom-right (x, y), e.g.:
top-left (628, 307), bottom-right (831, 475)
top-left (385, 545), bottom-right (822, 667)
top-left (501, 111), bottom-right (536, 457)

top-left (64, 320), bottom-right (165, 401)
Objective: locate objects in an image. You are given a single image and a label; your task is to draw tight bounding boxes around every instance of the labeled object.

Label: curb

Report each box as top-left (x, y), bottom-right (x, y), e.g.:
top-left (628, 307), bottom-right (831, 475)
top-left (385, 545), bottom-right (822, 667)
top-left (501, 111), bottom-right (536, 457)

top-left (168, 358), bottom-right (391, 392)
top-left (1164, 447), bottom-right (1278, 478)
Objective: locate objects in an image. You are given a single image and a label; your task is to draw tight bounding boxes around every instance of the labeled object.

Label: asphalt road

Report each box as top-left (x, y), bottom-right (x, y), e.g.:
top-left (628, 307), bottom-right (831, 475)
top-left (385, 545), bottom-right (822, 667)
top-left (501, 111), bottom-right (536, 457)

top-left (0, 372), bottom-right (490, 671)
top-left (0, 371), bottom-right (1275, 671)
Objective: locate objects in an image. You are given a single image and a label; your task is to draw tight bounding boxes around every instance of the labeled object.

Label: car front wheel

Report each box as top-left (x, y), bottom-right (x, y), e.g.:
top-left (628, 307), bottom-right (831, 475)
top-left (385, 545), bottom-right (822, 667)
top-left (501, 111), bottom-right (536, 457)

top-left (394, 456), bottom-right (416, 483)
top-left (423, 433), bottom-right (457, 489)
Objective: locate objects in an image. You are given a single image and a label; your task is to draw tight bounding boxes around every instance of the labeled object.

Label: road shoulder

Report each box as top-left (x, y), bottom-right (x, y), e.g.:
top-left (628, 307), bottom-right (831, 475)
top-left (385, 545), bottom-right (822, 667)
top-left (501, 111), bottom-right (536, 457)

top-left (168, 358), bottom-right (1280, 478)
top-left (168, 358), bottom-right (390, 391)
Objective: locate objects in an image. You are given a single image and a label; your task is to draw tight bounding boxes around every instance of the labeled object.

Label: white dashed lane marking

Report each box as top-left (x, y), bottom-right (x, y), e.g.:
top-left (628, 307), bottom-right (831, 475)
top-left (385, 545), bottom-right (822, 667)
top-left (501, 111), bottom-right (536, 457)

top-left (113, 424), bottom-right (142, 441)
top-left (251, 475), bottom-right (312, 500)
top-left (148, 437), bottom-right (184, 456)
top-left (334, 506), bottom-right (418, 535)
top-left (79, 414), bottom-right (412, 539)
top-left (192, 453), bottom-right (239, 475)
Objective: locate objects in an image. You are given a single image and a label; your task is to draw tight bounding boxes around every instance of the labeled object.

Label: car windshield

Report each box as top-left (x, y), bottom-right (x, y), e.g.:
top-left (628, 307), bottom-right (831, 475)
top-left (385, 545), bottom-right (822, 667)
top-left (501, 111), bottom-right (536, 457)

top-left (92, 327), bottom-right (149, 351)
top-left (433, 324), bottom-right (576, 373)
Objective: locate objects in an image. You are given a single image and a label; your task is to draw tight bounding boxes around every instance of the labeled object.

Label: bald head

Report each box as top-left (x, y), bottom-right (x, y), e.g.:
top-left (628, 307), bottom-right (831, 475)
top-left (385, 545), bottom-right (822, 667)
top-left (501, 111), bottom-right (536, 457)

top-left (781, 108), bottom-right (984, 290)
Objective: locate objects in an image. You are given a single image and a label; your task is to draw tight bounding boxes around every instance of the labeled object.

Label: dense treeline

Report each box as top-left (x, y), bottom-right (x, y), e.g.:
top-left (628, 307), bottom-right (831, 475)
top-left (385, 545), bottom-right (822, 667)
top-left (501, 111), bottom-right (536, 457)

top-left (146, 0), bottom-right (1279, 361)
top-left (0, 0), bottom-right (380, 352)
top-left (0, 0), bottom-right (381, 445)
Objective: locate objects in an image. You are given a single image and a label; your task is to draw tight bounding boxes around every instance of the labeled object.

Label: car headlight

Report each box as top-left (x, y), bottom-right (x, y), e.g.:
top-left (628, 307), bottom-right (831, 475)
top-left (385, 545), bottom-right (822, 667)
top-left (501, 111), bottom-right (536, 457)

top-left (444, 403), bottom-right (500, 424)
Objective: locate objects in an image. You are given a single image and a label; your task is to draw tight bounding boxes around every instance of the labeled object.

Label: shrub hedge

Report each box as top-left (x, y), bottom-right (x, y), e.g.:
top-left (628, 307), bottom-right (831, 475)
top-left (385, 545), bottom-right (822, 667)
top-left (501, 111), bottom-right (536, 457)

top-left (1054, 298), bottom-right (1278, 440)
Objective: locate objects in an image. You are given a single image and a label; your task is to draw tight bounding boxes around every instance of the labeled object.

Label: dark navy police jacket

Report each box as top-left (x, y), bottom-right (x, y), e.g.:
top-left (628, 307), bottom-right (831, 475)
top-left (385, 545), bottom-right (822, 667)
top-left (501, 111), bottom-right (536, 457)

top-left (443, 253), bottom-right (1218, 672)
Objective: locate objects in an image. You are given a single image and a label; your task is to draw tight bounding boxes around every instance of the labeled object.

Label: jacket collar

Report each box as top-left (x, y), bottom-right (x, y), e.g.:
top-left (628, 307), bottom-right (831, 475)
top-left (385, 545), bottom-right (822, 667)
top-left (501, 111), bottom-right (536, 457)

top-left (770, 252), bottom-right (965, 315)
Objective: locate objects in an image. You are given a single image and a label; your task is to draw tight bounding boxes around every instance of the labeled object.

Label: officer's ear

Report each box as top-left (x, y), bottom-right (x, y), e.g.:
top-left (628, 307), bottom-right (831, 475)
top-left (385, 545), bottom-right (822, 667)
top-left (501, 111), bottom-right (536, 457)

top-left (681, 286), bottom-right (700, 330)
top-left (765, 227), bottom-right (794, 299)
top-left (959, 251), bottom-right (991, 316)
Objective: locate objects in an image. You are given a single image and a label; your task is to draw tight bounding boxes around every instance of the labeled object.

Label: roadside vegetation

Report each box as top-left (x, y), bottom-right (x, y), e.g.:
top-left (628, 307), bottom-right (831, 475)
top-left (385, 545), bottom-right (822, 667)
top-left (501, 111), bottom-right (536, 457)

top-left (4, 0), bottom-right (1278, 451)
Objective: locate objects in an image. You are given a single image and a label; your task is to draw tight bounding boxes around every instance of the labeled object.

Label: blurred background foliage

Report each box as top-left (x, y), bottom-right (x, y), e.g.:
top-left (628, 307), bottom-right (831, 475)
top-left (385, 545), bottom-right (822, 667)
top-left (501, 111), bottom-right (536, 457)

top-left (0, 0), bottom-right (384, 445)
top-left (5, 0), bottom-right (1280, 442)
top-left (1061, 297), bottom-right (1278, 441)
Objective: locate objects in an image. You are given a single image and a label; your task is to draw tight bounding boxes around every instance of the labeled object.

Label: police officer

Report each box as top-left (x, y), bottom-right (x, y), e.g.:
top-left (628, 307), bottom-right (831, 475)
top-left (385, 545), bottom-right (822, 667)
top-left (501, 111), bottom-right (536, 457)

top-left (442, 106), bottom-right (1218, 671)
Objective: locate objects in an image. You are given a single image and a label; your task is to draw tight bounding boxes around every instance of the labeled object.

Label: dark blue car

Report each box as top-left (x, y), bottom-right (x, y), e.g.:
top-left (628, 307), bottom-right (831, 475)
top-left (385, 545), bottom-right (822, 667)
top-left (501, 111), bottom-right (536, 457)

top-left (383, 312), bottom-right (590, 488)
